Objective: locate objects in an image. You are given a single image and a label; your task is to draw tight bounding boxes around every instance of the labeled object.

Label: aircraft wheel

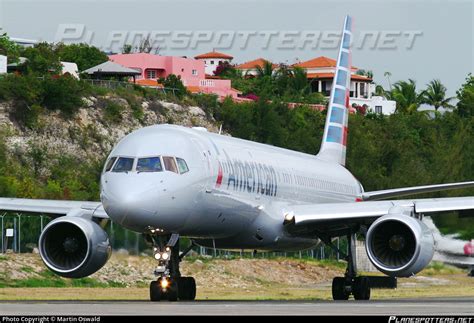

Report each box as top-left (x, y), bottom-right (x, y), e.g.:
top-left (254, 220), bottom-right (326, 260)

top-left (332, 277), bottom-right (350, 300)
top-left (150, 281), bottom-right (162, 302)
top-left (178, 277), bottom-right (196, 301)
top-left (353, 277), bottom-right (371, 300)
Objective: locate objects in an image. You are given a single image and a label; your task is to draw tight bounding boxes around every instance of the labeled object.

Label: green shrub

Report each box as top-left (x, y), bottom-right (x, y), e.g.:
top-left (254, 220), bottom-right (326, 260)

top-left (103, 100), bottom-right (124, 123)
top-left (41, 75), bottom-right (85, 115)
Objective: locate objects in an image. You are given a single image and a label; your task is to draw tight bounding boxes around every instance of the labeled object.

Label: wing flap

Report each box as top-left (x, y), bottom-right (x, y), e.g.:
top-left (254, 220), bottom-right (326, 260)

top-left (290, 197), bottom-right (474, 227)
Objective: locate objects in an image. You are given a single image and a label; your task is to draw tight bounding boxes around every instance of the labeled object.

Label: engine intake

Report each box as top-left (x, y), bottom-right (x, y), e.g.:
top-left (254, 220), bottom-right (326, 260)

top-left (39, 216), bottom-right (111, 278)
top-left (366, 214), bottom-right (434, 277)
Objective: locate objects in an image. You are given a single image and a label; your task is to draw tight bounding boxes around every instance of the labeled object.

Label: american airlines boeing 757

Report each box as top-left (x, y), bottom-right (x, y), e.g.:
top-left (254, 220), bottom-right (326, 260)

top-left (1, 16), bottom-right (473, 301)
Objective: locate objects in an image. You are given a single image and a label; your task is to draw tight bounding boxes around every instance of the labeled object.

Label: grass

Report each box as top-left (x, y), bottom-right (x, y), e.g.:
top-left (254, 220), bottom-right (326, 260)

top-left (0, 270), bottom-right (113, 288)
top-left (0, 277), bottom-right (473, 301)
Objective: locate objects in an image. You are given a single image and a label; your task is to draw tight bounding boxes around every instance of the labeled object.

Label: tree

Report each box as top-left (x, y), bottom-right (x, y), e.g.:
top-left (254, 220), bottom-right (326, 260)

top-left (255, 61), bottom-right (274, 78)
top-left (384, 71), bottom-right (392, 90)
top-left (122, 44), bottom-right (133, 54)
top-left (456, 74), bottom-right (474, 118)
top-left (158, 74), bottom-right (188, 98)
top-left (22, 42), bottom-right (62, 75)
top-left (55, 43), bottom-right (109, 72)
top-left (421, 79), bottom-right (453, 112)
top-left (390, 79), bottom-right (422, 113)
top-left (0, 33), bottom-right (21, 63)
top-left (214, 61), bottom-right (234, 77)
top-left (356, 69), bottom-right (373, 79)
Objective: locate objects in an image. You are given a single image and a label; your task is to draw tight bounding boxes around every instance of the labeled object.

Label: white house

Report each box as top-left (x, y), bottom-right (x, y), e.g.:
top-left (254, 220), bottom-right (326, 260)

top-left (293, 56), bottom-right (396, 115)
top-left (61, 62), bottom-right (79, 79)
top-left (0, 55), bottom-right (7, 74)
top-left (194, 51), bottom-right (233, 76)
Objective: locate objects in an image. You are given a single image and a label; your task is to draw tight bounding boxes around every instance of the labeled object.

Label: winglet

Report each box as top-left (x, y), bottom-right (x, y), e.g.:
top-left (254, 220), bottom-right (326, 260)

top-left (317, 15), bottom-right (353, 166)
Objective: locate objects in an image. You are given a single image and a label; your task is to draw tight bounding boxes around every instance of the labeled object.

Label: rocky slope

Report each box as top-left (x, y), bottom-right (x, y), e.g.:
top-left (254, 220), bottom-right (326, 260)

top-left (0, 94), bottom-right (220, 167)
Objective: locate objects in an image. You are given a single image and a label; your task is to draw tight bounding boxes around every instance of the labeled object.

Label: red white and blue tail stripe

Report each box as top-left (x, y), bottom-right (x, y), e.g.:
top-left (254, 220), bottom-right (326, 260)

top-left (317, 15), bottom-right (352, 167)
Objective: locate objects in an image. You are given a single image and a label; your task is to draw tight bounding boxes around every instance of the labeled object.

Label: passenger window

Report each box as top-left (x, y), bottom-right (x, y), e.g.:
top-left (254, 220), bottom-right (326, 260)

top-left (137, 157), bottom-right (163, 172)
top-left (176, 158), bottom-right (189, 174)
top-left (163, 156), bottom-right (178, 173)
top-left (105, 157), bottom-right (117, 172)
top-left (112, 157), bottom-right (134, 172)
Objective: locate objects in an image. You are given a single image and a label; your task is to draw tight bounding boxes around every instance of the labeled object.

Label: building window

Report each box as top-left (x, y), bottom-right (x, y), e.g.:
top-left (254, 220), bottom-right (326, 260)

top-left (192, 69), bottom-right (198, 76)
top-left (210, 60), bottom-right (214, 65)
top-left (181, 68), bottom-right (184, 72)
top-left (375, 106), bottom-right (383, 114)
top-left (146, 70), bottom-right (157, 79)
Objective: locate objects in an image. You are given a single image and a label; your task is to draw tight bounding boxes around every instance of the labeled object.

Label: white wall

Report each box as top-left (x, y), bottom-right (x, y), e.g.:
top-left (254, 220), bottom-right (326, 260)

top-left (0, 55), bottom-right (7, 74)
top-left (350, 96), bottom-right (396, 115)
top-left (61, 62), bottom-right (79, 79)
top-left (200, 58), bottom-right (231, 75)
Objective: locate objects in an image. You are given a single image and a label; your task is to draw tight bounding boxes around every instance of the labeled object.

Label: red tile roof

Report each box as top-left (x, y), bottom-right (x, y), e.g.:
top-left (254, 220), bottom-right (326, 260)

top-left (306, 72), bottom-right (371, 81)
top-left (293, 56), bottom-right (357, 70)
top-left (194, 51), bottom-right (233, 60)
top-left (236, 58), bottom-right (277, 70)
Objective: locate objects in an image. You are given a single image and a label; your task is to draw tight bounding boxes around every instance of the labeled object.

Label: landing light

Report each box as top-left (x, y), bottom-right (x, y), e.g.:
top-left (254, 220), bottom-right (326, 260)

top-left (154, 253), bottom-right (161, 260)
top-left (160, 278), bottom-right (169, 289)
top-left (162, 252), bottom-right (170, 260)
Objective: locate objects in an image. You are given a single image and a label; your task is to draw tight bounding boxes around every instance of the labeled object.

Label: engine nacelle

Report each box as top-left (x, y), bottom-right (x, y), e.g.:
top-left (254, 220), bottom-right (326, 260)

top-left (39, 216), bottom-right (111, 278)
top-left (366, 214), bottom-right (434, 277)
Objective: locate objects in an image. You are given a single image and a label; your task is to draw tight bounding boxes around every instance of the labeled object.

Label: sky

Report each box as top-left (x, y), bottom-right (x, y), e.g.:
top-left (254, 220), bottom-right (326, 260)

top-left (0, 0), bottom-right (472, 95)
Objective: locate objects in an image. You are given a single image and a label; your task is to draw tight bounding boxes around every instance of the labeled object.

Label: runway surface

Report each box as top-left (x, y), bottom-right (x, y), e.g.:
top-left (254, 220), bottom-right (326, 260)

top-left (1, 298), bottom-right (474, 315)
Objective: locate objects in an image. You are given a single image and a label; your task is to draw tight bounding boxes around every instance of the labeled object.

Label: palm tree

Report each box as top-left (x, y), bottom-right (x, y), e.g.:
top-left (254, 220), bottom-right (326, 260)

top-left (384, 71), bottom-right (392, 91)
top-left (421, 79), bottom-right (453, 111)
top-left (290, 67), bottom-right (309, 95)
top-left (391, 79), bottom-right (422, 113)
top-left (255, 61), bottom-right (274, 78)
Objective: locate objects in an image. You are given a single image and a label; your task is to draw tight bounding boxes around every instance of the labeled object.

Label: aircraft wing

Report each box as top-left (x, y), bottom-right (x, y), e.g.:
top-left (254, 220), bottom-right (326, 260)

top-left (0, 197), bottom-right (108, 218)
top-left (361, 181), bottom-right (474, 201)
top-left (286, 196), bottom-right (474, 227)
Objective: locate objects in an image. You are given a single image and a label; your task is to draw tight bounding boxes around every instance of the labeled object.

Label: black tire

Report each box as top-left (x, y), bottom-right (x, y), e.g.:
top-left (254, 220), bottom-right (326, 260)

top-left (150, 281), bottom-right (162, 302)
top-left (166, 279), bottom-right (179, 302)
top-left (353, 277), bottom-right (371, 300)
top-left (178, 277), bottom-right (197, 301)
top-left (332, 277), bottom-right (349, 300)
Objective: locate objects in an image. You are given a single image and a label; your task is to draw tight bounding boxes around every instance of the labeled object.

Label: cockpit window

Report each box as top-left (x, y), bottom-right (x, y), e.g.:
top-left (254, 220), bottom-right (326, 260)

top-left (137, 157), bottom-right (163, 172)
top-left (105, 157), bottom-right (117, 172)
top-left (176, 158), bottom-right (189, 174)
top-left (112, 157), bottom-right (134, 172)
top-left (163, 156), bottom-right (178, 173)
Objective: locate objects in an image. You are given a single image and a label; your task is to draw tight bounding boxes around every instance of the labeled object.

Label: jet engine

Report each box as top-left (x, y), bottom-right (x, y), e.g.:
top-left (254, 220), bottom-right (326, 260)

top-left (366, 214), bottom-right (434, 277)
top-left (39, 216), bottom-right (111, 278)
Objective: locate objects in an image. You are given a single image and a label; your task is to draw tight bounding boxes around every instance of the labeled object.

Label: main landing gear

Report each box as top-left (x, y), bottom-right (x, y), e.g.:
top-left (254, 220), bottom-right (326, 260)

top-left (327, 234), bottom-right (371, 301)
top-left (148, 233), bottom-right (196, 301)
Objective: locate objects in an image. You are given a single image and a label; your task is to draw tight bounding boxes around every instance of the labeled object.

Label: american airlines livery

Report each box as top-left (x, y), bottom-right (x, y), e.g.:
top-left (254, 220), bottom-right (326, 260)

top-left (1, 16), bottom-right (473, 301)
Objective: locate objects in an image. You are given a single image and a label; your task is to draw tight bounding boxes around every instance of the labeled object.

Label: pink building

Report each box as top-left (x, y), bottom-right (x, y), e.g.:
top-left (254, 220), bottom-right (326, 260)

top-left (108, 53), bottom-right (240, 99)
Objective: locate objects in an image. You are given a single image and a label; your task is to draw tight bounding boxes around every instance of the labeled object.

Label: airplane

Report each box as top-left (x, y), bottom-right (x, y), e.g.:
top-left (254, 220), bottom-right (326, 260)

top-left (423, 217), bottom-right (474, 275)
top-left (0, 15), bottom-right (473, 301)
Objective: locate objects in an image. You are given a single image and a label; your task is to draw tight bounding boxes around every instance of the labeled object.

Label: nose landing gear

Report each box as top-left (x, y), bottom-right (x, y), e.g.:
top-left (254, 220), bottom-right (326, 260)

top-left (148, 233), bottom-right (197, 301)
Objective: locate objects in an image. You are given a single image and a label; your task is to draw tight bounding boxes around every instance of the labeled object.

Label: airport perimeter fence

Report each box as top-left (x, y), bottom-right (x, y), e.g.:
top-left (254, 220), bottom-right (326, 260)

top-left (0, 214), bottom-right (349, 261)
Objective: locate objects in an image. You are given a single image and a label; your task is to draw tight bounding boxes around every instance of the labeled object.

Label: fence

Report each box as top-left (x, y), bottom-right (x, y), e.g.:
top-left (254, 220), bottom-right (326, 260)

top-left (82, 79), bottom-right (179, 96)
top-left (0, 213), bottom-right (349, 260)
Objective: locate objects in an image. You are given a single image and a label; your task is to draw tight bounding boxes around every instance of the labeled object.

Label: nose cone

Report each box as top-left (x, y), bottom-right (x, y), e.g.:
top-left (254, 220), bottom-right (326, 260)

top-left (101, 176), bottom-right (158, 230)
